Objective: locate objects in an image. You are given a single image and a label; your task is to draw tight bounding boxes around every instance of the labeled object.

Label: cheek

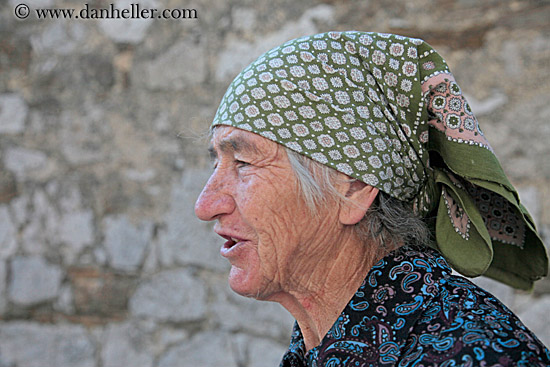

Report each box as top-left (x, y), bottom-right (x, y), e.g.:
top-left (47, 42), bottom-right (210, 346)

top-left (256, 206), bottom-right (309, 275)
top-left (236, 172), bottom-right (309, 267)
top-left (235, 176), bottom-right (280, 219)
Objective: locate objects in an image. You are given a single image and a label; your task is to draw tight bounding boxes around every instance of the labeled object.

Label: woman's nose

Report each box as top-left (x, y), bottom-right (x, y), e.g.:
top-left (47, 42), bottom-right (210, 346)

top-left (194, 171), bottom-right (235, 222)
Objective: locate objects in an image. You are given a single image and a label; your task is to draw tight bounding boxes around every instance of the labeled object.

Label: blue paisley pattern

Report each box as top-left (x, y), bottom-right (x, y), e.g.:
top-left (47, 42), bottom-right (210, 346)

top-left (280, 247), bottom-right (550, 366)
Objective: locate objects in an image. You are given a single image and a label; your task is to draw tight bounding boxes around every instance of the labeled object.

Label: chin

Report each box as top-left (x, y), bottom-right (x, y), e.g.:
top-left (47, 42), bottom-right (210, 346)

top-left (227, 265), bottom-right (269, 300)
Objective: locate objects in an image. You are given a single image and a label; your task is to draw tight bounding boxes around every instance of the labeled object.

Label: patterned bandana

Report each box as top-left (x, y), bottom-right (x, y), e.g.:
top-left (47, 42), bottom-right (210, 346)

top-left (212, 31), bottom-right (547, 289)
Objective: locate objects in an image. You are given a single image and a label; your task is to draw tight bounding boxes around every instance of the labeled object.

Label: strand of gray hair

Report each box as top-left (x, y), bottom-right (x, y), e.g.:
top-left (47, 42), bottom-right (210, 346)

top-left (285, 148), bottom-right (430, 253)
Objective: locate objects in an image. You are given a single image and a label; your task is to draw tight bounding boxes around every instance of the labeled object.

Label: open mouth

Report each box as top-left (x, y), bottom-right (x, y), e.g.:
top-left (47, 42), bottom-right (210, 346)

top-left (223, 236), bottom-right (240, 249)
top-left (219, 234), bottom-right (245, 252)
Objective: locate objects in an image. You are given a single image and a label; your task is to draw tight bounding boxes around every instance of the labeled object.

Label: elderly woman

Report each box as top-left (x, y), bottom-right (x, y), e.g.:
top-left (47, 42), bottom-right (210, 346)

top-left (195, 31), bottom-right (550, 366)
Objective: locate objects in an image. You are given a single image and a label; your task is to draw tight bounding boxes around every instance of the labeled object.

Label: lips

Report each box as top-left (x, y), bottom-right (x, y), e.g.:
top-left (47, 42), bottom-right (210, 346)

top-left (217, 233), bottom-right (247, 257)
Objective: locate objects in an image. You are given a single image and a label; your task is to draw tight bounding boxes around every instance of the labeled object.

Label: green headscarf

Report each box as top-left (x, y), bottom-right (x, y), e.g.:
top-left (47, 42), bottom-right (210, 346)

top-left (212, 31), bottom-right (547, 290)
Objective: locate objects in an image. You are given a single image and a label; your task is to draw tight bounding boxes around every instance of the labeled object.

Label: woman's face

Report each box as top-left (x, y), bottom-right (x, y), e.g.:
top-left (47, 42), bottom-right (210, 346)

top-left (195, 126), bottom-right (341, 300)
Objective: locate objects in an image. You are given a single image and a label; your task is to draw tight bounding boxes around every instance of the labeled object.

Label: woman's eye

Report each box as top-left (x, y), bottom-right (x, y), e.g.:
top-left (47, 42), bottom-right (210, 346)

top-left (235, 160), bottom-right (250, 168)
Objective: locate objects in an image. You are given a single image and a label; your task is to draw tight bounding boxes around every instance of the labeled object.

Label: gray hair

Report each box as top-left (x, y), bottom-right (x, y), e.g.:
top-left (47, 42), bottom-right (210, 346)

top-left (285, 148), bottom-right (430, 253)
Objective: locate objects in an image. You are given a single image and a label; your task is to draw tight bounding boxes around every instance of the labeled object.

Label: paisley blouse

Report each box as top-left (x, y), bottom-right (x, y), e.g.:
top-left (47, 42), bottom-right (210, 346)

top-left (280, 246), bottom-right (550, 366)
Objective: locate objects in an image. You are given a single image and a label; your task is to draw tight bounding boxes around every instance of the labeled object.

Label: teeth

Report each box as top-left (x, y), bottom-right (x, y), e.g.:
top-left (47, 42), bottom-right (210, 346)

top-left (231, 237), bottom-right (238, 243)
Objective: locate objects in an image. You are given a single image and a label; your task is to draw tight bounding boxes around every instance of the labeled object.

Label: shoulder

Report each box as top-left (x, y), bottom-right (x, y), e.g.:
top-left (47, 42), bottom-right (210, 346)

top-left (400, 265), bottom-right (550, 366)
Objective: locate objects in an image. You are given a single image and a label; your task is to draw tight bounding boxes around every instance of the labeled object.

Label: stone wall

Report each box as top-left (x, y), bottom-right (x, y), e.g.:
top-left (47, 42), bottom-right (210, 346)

top-left (0, 0), bottom-right (549, 365)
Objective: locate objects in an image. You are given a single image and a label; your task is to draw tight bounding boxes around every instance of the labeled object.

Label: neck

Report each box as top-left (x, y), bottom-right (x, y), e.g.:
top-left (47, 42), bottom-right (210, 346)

top-left (268, 231), bottom-right (381, 351)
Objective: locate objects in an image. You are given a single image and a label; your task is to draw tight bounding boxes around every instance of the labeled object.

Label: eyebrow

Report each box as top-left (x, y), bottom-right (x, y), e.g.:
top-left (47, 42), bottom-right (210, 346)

top-left (208, 136), bottom-right (261, 160)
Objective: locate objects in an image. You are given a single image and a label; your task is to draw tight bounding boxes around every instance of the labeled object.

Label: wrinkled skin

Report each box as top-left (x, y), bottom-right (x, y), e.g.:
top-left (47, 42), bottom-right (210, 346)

top-left (195, 126), bottom-right (345, 300)
top-left (194, 126), bottom-right (379, 350)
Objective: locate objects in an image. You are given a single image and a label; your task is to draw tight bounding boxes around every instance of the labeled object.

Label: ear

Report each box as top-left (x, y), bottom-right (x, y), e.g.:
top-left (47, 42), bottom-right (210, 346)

top-left (339, 181), bottom-right (379, 225)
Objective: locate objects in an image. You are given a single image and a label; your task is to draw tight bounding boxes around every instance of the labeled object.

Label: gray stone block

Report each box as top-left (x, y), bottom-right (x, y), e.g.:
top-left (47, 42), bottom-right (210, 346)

top-left (141, 39), bottom-right (207, 90)
top-left (129, 268), bottom-right (207, 322)
top-left (20, 190), bottom-right (58, 256)
top-left (158, 332), bottom-right (238, 367)
top-left (101, 322), bottom-right (154, 367)
top-left (0, 94), bottom-right (27, 135)
top-left (0, 206), bottom-right (17, 260)
top-left (8, 256), bottom-right (63, 305)
top-left (3, 147), bottom-right (48, 179)
top-left (9, 193), bottom-right (29, 226)
top-left (155, 327), bottom-right (188, 354)
top-left (0, 322), bottom-right (95, 367)
top-left (30, 21), bottom-right (86, 56)
top-left (21, 217), bottom-right (50, 256)
top-left (58, 210), bottom-right (95, 264)
top-left (103, 215), bottom-right (152, 271)
top-left (98, 0), bottom-right (155, 44)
